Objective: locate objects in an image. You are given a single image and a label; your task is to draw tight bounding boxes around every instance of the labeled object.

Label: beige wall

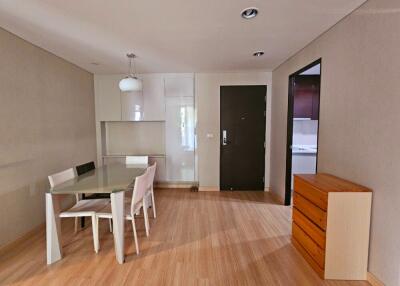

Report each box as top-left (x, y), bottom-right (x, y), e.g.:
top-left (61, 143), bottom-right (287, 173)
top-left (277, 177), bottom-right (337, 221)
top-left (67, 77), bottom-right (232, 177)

top-left (0, 28), bottom-right (96, 247)
top-left (270, 0), bottom-right (400, 284)
top-left (195, 72), bottom-right (272, 189)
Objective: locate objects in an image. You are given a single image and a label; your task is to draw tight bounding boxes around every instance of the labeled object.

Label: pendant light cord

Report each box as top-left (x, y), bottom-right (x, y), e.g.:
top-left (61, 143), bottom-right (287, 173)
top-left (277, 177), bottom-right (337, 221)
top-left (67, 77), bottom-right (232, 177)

top-left (129, 56), bottom-right (132, 76)
top-left (133, 57), bottom-right (137, 77)
top-left (127, 54), bottom-right (137, 77)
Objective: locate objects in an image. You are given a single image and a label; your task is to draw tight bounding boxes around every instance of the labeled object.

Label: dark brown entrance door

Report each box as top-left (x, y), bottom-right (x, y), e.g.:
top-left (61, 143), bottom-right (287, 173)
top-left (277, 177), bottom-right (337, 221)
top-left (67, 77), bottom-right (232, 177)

top-left (220, 85), bottom-right (266, 191)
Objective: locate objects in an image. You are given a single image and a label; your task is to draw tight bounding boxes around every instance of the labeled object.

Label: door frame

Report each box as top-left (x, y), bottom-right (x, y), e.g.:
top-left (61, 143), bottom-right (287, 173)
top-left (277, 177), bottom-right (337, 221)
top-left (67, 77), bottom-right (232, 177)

top-left (284, 58), bottom-right (322, 205)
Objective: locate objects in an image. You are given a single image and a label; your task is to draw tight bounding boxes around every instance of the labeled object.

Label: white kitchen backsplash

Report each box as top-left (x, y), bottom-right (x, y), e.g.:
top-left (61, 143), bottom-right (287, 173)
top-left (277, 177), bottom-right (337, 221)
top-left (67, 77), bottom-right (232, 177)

top-left (293, 120), bottom-right (318, 146)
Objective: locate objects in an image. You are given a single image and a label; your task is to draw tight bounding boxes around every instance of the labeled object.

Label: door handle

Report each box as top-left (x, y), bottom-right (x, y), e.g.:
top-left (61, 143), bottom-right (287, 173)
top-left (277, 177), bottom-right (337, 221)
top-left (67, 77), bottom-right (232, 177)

top-left (222, 130), bottom-right (227, 146)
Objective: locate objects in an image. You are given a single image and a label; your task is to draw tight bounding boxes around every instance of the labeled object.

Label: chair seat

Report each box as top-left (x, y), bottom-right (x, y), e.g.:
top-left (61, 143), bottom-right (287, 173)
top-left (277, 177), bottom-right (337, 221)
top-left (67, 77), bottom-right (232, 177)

top-left (96, 201), bottom-right (142, 219)
top-left (60, 199), bottom-right (110, 217)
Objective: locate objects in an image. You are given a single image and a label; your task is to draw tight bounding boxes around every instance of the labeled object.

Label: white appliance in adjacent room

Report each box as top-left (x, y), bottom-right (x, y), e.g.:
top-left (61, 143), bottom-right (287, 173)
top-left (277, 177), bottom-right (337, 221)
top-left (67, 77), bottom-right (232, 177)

top-left (291, 119), bottom-right (318, 189)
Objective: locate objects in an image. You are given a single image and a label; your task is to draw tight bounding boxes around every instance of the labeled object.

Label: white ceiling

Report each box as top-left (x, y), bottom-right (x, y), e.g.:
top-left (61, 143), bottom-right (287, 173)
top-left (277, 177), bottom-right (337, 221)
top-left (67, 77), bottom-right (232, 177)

top-left (0, 0), bottom-right (366, 74)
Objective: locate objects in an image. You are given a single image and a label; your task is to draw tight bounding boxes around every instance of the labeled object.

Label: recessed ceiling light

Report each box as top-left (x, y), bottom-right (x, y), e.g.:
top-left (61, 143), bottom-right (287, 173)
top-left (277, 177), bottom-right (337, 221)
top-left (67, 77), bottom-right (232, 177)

top-left (241, 7), bottom-right (258, 19)
top-left (253, 51), bottom-right (264, 57)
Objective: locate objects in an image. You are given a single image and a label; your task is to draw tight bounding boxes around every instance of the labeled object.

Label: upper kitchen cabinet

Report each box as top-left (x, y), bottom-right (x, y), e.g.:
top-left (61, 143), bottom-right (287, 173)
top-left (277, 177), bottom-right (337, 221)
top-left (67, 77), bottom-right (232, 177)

top-left (165, 74), bottom-right (194, 97)
top-left (120, 89), bottom-right (144, 121)
top-left (142, 74), bottom-right (165, 121)
top-left (120, 74), bottom-right (166, 121)
top-left (94, 75), bottom-right (121, 121)
top-left (293, 75), bottom-right (320, 120)
top-left (95, 74), bottom-right (167, 122)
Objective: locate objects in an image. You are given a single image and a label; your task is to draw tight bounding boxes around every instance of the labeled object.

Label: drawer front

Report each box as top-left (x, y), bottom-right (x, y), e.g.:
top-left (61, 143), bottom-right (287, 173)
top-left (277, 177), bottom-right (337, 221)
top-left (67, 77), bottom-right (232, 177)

top-left (292, 222), bottom-right (325, 269)
top-left (293, 192), bottom-right (327, 230)
top-left (292, 238), bottom-right (325, 279)
top-left (293, 208), bottom-right (326, 249)
top-left (294, 176), bottom-right (328, 211)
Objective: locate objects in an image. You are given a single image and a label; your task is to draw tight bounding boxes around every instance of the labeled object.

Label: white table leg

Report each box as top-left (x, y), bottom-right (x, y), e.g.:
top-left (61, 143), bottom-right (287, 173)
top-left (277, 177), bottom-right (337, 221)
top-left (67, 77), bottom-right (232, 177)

top-left (111, 191), bottom-right (125, 264)
top-left (46, 193), bottom-right (62, 264)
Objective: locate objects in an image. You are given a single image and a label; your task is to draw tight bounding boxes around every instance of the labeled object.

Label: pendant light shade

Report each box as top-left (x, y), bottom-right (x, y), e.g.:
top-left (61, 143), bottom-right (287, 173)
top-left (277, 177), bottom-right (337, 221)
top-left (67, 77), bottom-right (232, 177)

top-left (119, 76), bottom-right (142, 92)
top-left (119, 53), bottom-right (142, 92)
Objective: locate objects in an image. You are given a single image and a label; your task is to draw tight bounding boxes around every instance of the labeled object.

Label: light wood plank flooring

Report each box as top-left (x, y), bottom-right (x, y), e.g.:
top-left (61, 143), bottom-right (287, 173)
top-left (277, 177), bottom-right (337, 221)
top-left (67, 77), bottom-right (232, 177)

top-left (0, 189), bottom-right (370, 286)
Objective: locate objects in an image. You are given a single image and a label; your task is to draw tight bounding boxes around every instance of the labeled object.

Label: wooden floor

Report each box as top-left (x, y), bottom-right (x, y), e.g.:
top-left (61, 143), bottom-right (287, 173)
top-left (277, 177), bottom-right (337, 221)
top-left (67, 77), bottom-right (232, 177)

top-left (0, 189), bottom-right (370, 286)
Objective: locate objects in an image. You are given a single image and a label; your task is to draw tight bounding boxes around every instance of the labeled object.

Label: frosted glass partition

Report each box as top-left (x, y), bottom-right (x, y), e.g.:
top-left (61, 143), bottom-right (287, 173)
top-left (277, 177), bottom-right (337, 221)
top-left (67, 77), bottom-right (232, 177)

top-left (165, 96), bottom-right (195, 182)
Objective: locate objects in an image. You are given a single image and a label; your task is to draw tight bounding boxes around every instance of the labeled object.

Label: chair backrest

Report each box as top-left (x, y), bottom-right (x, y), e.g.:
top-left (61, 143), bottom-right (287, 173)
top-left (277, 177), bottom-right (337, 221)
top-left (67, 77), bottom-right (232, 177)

top-left (126, 156), bottom-right (149, 165)
top-left (147, 162), bottom-right (157, 189)
top-left (131, 169), bottom-right (149, 216)
top-left (76, 161), bottom-right (95, 176)
top-left (48, 168), bottom-right (76, 188)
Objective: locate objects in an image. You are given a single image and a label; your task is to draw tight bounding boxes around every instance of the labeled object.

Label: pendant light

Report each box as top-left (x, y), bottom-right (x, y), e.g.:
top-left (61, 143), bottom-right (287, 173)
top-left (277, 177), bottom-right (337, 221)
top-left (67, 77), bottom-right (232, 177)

top-left (119, 53), bottom-right (142, 92)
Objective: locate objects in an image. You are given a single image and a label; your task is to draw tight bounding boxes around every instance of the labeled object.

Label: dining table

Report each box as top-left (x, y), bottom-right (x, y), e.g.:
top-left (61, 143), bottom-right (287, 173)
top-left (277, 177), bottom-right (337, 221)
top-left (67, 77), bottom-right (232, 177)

top-left (46, 163), bottom-right (147, 265)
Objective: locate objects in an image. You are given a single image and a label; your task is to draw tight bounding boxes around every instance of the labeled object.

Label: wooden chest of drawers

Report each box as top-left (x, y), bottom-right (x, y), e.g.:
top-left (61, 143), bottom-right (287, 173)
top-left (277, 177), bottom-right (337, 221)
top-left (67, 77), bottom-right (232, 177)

top-left (292, 173), bottom-right (372, 280)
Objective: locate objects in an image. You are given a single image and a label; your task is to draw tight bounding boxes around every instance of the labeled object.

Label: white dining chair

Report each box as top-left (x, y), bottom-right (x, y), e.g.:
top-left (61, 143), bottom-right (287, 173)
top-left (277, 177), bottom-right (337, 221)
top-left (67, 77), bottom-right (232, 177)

top-left (146, 162), bottom-right (157, 220)
top-left (139, 163), bottom-right (157, 236)
top-left (125, 156), bottom-right (149, 165)
top-left (96, 169), bottom-right (150, 255)
top-left (48, 168), bottom-right (110, 253)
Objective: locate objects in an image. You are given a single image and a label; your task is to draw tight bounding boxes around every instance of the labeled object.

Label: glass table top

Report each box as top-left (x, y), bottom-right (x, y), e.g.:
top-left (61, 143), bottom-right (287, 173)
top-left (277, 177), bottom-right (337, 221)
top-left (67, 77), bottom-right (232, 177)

top-left (49, 163), bottom-right (147, 194)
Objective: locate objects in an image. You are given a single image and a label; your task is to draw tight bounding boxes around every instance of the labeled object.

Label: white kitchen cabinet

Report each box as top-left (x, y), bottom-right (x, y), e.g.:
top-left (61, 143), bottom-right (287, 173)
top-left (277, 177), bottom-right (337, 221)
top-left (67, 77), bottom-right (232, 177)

top-left (164, 74), bottom-right (195, 182)
top-left (121, 74), bottom-right (167, 121)
top-left (95, 73), bottom-right (196, 183)
top-left (165, 96), bottom-right (195, 182)
top-left (94, 75), bottom-right (121, 121)
top-left (121, 90), bottom-right (144, 121)
top-left (95, 74), bottom-right (166, 122)
top-left (142, 74), bottom-right (165, 121)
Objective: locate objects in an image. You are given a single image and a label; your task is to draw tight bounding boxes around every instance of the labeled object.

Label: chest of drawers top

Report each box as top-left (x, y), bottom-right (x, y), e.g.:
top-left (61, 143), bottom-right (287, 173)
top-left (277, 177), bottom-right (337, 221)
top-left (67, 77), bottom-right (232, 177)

top-left (295, 173), bottom-right (371, 193)
top-left (294, 173), bottom-right (371, 211)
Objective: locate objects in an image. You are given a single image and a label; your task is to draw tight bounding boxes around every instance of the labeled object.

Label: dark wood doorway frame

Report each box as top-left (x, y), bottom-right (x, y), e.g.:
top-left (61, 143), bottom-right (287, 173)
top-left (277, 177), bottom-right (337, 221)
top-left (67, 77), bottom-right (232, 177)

top-left (284, 59), bottom-right (322, 205)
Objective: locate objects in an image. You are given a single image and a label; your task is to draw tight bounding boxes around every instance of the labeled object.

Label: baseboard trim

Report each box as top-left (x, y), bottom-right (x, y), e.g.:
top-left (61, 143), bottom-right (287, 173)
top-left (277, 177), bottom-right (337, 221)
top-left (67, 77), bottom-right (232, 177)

top-left (199, 186), bottom-right (219, 192)
top-left (199, 187), bottom-right (271, 192)
top-left (155, 183), bottom-right (193, 189)
top-left (0, 223), bottom-right (45, 256)
top-left (367, 272), bottom-right (384, 286)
